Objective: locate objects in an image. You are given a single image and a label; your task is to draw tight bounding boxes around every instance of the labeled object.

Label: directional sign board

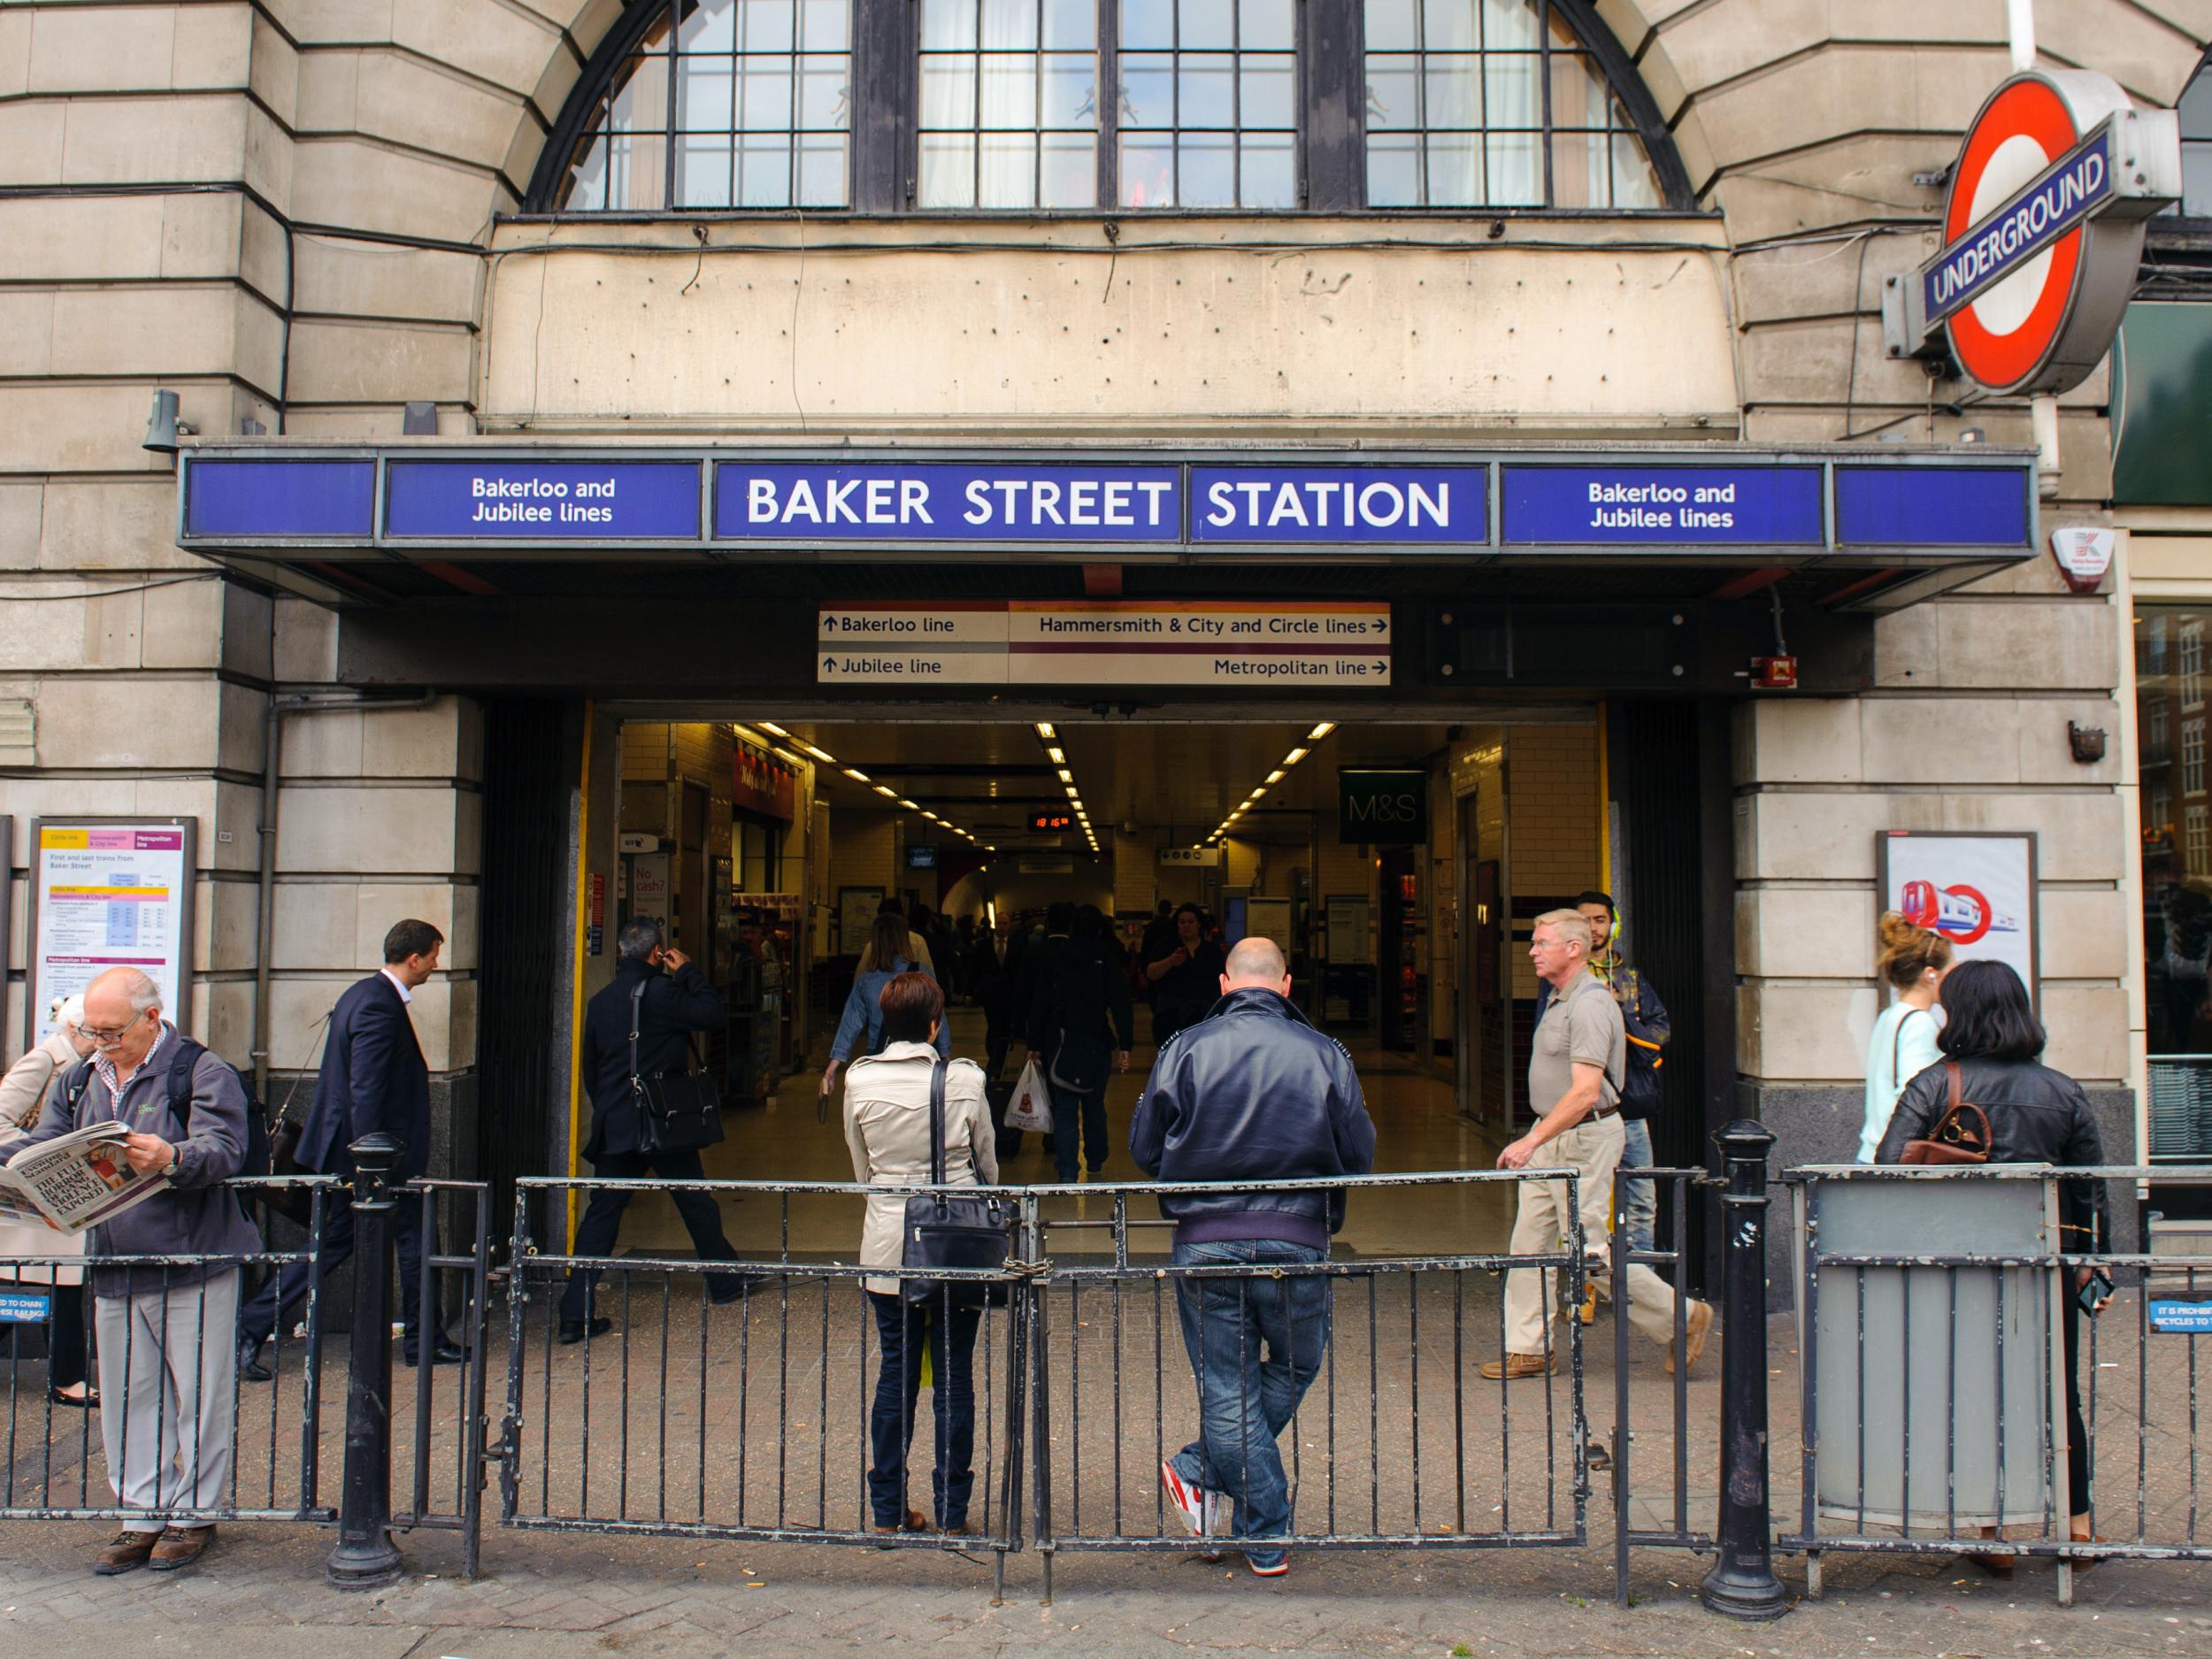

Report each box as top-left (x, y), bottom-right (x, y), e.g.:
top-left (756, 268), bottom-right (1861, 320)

top-left (818, 602), bottom-right (1392, 687)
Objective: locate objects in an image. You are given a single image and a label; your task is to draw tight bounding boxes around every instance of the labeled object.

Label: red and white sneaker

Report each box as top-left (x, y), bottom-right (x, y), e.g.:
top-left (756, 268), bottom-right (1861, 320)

top-left (1161, 1459), bottom-right (1210, 1538)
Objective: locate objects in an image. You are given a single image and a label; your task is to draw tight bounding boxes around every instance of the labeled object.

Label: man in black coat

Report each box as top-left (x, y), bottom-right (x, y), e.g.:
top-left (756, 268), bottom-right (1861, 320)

top-left (240, 918), bottom-right (458, 1379)
top-left (558, 916), bottom-right (746, 1342)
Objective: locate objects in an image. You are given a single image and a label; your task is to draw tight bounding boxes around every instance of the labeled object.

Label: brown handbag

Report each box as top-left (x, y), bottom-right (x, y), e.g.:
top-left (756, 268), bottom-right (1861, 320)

top-left (1899, 1061), bottom-right (1993, 1165)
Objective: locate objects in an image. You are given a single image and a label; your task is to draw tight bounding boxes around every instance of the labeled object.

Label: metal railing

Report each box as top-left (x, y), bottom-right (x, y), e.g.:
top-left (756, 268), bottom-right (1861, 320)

top-left (391, 1179), bottom-right (494, 1576)
top-left (501, 1175), bottom-right (1027, 1595)
top-left (1780, 1164), bottom-right (2212, 1606)
top-left (1022, 1171), bottom-right (1591, 1597)
top-left (0, 1178), bottom-right (342, 1527)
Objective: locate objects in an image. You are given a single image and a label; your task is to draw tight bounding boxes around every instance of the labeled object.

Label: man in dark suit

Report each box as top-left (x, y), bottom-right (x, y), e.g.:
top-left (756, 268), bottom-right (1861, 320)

top-left (558, 915), bottom-right (746, 1343)
top-left (239, 918), bottom-right (459, 1379)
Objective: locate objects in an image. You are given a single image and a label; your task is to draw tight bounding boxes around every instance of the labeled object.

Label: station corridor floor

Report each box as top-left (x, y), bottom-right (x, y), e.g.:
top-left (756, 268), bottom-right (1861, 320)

top-left (608, 1005), bottom-right (1521, 1265)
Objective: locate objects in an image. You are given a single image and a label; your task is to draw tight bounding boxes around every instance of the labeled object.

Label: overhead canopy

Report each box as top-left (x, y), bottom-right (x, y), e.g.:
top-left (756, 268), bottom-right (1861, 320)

top-left (176, 442), bottom-right (2036, 616)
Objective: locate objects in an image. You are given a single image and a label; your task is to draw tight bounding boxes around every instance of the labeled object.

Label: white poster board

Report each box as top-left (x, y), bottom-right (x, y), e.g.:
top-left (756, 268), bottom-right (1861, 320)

top-left (1325, 895), bottom-right (1370, 964)
top-left (27, 819), bottom-right (196, 1046)
top-left (1244, 897), bottom-right (1294, 956)
top-left (1875, 831), bottom-right (2038, 1003)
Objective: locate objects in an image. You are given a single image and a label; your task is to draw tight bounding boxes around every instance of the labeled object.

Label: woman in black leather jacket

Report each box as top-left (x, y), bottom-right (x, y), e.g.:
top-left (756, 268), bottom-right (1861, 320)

top-left (1876, 959), bottom-right (2108, 1560)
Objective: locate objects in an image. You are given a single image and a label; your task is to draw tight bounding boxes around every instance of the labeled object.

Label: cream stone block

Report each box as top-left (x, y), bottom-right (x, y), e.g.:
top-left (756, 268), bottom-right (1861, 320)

top-left (164, 192), bottom-right (248, 280)
top-left (0, 384), bottom-right (203, 480)
top-left (1741, 316), bottom-right (1945, 410)
top-left (2039, 984), bottom-right (2129, 1087)
top-left (189, 978), bottom-right (256, 1066)
top-left (238, 197), bottom-right (288, 305)
top-left (2035, 0), bottom-right (2203, 105)
top-left (134, 578), bottom-right (218, 672)
top-left (1735, 885), bottom-right (1877, 980)
top-left (0, 586), bottom-right (90, 671)
top-left (199, 874), bottom-right (259, 974)
top-left (1707, 134), bottom-right (1959, 246)
top-left (0, 103), bottom-right (65, 186)
top-left (284, 317), bottom-right (473, 405)
top-left (1736, 790), bottom-right (1939, 881)
top-left (48, 285), bottom-right (241, 378)
top-left (271, 880), bottom-right (360, 971)
top-left (1735, 697), bottom-right (1863, 785)
top-left (526, 29), bottom-right (585, 124)
top-left (245, 10), bottom-right (298, 127)
top-left (1694, 45), bottom-right (2008, 171)
top-left (122, 777), bottom-right (259, 874)
top-left (361, 697), bottom-right (477, 778)
top-left (1940, 793), bottom-right (2125, 881)
top-left (35, 675), bottom-right (225, 769)
top-left (291, 137), bottom-right (501, 242)
top-left (1651, 0), bottom-right (1826, 97)
top-left (280, 705), bottom-right (366, 776)
top-left (28, 5), bottom-right (177, 93)
top-left (1936, 602), bottom-right (2118, 692)
top-left (274, 783), bottom-right (473, 875)
top-left (0, 291), bottom-right (53, 376)
top-left (1738, 981), bottom-right (1879, 1082)
top-left (219, 582), bottom-right (274, 680)
top-left (0, 484), bottom-right (42, 570)
top-left (273, 597), bottom-right (340, 682)
top-left (292, 231), bottom-right (480, 326)
top-left (482, 239), bottom-right (1740, 431)
top-left (266, 975), bottom-right (350, 1069)
top-left (1732, 226), bottom-right (1933, 329)
top-left (352, 50), bottom-right (526, 170)
top-left (0, 773), bottom-right (143, 826)
top-left (294, 49), bottom-right (361, 129)
top-left (61, 96), bottom-right (247, 186)
top-left (1859, 697), bottom-right (2023, 786)
top-left (393, 0), bottom-right (562, 94)
top-left (81, 585), bottom-right (144, 669)
top-left (0, 10), bottom-right (28, 98)
top-left (358, 883), bottom-right (480, 971)
top-left (2037, 889), bottom-right (2127, 982)
top-left (221, 681), bottom-right (269, 776)
top-left (173, 4), bottom-right (256, 90)
top-left (2015, 699), bottom-right (2123, 787)
top-left (38, 471), bottom-right (210, 569)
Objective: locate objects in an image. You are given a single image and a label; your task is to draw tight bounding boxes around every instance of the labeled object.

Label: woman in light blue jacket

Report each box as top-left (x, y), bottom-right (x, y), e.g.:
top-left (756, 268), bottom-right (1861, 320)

top-left (821, 912), bottom-right (950, 1107)
top-left (1858, 910), bottom-right (1953, 1161)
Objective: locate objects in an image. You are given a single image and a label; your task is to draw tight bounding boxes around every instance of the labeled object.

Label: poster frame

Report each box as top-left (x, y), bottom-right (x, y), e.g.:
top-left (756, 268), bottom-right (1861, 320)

top-left (1873, 829), bottom-right (2039, 1010)
top-left (25, 817), bottom-right (198, 1050)
top-left (836, 886), bottom-right (886, 956)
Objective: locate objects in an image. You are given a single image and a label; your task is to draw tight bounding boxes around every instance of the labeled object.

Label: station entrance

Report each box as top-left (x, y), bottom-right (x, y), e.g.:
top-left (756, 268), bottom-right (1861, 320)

top-left (550, 700), bottom-right (1721, 1268)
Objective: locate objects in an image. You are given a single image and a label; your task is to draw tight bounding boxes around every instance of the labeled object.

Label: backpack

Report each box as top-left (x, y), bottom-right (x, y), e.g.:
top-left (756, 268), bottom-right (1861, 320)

top-left (64, 1037), bottom-right (286, 1223)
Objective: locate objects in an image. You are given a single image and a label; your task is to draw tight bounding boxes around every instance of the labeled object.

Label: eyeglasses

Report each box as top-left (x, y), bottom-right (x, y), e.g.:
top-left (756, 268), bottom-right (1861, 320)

top-left (79, 1010), bottom-right (150, 1046)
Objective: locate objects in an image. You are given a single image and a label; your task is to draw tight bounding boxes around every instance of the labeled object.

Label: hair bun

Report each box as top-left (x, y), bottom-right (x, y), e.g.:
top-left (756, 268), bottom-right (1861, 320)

top-left (1877, 910), bottom-right (1921, 950)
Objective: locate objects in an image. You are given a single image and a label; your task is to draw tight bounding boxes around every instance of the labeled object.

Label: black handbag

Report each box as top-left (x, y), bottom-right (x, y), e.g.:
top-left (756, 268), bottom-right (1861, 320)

top-left (630, 979), bottom-right (725, 1156)
top-left (900, 1059), bottom-right (1013, 1308)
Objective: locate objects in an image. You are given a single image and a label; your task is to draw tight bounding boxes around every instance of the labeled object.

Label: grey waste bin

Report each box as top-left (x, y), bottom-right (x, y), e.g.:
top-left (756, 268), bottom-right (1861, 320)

top-left (1795, 1167), bottom-right (2064, 1530)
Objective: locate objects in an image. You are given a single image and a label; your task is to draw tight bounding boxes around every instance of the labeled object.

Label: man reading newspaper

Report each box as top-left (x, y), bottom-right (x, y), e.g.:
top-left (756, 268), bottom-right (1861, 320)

top-left (4, 966), bottom-right (257, 1576)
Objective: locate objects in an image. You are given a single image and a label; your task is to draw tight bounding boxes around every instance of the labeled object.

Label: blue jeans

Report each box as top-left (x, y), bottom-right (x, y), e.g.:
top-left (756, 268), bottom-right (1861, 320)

top-left (1168, 1238), bottom-right (1330, 1563)
top-left (1049, 1081), bottom-right (1108, 1181)
top-left (1619, 1118), bottom-right (1656, 1258)
top-left (866, 1291), bottom-right (983, 1530)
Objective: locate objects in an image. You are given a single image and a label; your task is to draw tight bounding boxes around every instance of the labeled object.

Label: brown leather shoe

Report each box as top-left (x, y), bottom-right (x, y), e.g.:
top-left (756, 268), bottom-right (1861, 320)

top-left (94, 1531), bottom-right (158, 1576)
top-left (1666, 1299), bottom-right (1716, 1375)
top-left (1479, 1352), bottom-right (1555, 1380)
top-left (147, 1524), bottom-right (215, 1571)
top-left (872, 1507), bottom-right (930, 1548)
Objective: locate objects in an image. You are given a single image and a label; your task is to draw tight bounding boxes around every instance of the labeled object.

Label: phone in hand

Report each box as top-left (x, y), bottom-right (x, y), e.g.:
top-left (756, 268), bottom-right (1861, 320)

top-left (2078, 1269), bottom-right (2115, 1315)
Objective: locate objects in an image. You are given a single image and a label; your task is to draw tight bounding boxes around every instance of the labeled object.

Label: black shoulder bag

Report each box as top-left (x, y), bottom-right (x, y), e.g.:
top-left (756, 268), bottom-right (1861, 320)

top-left (900, 1059), bottom-right (1013, 1308)
top-left (630, 979), bottom-right (724, 1156)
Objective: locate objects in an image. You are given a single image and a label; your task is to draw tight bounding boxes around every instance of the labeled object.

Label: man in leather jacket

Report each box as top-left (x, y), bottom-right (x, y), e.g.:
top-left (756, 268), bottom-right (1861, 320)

top-left (1129, 936), bottom-right (1375, 1578)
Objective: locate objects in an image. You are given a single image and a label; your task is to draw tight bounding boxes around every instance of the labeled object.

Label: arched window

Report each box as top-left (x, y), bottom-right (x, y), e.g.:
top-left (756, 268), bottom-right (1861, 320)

top-left (527, 0), bottom-right (1690, 215)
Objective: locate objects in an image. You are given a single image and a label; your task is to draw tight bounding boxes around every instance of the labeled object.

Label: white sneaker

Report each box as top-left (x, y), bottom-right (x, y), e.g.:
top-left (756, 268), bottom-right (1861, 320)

top-left (1161, 1459), bottom-right (1210, 1539)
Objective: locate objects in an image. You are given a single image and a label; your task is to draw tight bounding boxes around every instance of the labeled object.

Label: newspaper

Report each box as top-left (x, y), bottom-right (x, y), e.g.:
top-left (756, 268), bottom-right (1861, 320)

top-left (0, 1124), bottom-right (166, 1234)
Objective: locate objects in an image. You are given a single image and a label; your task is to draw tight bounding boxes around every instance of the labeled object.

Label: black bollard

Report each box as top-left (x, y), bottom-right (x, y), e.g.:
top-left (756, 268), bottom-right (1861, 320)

top-left (326, 1133), bottom-right (404, 1589)
top-left (1700, 1119), bottom-right (1789, 1620)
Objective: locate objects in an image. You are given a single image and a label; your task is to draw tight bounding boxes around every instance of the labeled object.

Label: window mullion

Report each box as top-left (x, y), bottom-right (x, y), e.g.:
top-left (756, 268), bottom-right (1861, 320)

top-left (1099, 0), bottom-right (1118, 210)
top-left (664, 0), bottom-right (680, 210)
top-left (1538, 0), bottom-right (1555, 209)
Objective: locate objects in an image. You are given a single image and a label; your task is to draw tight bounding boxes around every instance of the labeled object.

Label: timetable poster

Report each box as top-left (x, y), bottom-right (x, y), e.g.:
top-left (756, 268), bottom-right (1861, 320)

top-left (31, 822), bottom-right (193, 1044)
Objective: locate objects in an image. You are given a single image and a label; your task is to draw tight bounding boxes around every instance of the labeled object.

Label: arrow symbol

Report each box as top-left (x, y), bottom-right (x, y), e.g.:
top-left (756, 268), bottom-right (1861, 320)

top-left (1373, 616), bottom-right (1388, 634)
top-left (822, 656), bottom-right (836, 672)
top-left (1373, 660), bottom-right (1388, 673)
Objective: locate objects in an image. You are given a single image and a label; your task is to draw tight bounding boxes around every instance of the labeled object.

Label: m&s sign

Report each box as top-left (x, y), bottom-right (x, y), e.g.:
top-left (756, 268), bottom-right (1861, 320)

top-left (1338, 771), bottom-right (1428, 846)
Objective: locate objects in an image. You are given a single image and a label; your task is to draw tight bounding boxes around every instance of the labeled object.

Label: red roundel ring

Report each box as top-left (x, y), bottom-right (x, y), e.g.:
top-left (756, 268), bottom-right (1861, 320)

top-left (1944, 78), bottom-right (2085, 391)
top-left (1940, 883), bottom-right (1994, 947)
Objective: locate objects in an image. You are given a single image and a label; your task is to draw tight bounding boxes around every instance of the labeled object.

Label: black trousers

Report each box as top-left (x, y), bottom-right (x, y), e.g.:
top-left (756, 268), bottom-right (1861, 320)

top-left (559, 1148), bottom-right (742, 1322)
top-left (2063, 1292), bottom-right (2091, 1517)
top-left (867, 1290), bottom-right (983, 1530)
top-left (240, 1183), bottom-right (442, 1353)
top-left (42, 1280), bottom-right (89, 1393)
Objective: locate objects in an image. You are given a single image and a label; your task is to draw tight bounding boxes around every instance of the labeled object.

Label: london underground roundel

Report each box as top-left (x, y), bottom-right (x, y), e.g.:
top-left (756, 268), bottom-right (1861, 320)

top-left (1932, 70), bottom-right (2159, 396)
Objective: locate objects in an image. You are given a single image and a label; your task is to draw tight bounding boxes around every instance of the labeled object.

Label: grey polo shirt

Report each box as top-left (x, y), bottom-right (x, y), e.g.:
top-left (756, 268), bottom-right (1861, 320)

top-left (1528, 971), bottom-right (1624, 1121)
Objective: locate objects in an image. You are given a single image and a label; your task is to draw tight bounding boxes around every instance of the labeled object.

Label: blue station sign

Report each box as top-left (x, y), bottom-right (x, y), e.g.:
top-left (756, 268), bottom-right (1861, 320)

top-left (176, 448), bottom-right (2039, 572)
top-left (1502, 465), bottom-right (1823, 547)
top-left (715, 461), bottom-right (1179, 542)
top-left (1922, 125), bottom-right (2111, 327)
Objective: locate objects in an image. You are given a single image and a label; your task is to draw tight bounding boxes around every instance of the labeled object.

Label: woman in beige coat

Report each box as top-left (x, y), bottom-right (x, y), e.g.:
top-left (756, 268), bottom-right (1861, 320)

top-left (0, 995), bottom-right (96, 1403)
top-left (842, 971), bottom-right (996, 1540)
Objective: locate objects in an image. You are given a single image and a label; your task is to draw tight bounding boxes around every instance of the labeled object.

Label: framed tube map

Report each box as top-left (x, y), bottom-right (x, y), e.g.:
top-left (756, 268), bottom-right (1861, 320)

top-left (26, 818), bottom-right (196, 1048)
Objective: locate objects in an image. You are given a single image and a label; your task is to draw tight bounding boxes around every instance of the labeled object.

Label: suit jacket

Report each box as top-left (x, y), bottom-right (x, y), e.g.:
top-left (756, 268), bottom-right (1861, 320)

top-left (583, 957), bottom-right (726, 1161)
top-left (296, 972), bottom-right (433, 1180)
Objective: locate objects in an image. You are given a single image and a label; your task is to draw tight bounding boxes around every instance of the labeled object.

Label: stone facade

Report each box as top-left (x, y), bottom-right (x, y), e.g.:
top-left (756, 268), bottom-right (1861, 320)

top-left (4, 2), bottom-right (2208, 1175)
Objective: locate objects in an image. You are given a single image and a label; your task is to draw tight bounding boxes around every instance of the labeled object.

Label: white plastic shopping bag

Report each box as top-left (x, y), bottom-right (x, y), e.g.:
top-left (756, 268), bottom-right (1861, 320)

top-left (1003, 1056), bottom-right (1055, 1133)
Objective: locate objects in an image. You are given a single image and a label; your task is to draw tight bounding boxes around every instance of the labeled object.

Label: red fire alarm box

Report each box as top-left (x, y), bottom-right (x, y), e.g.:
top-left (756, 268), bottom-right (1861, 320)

top-left (1751, 656), bottom-right (1799, 690)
